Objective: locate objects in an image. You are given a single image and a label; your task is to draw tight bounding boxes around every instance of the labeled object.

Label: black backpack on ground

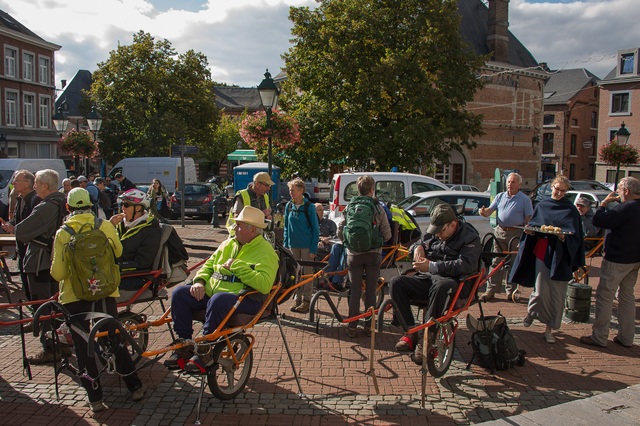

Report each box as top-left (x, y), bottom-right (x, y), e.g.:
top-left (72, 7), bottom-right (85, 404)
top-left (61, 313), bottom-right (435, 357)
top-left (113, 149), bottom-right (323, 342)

top-left (467, 312), bottom-right (526, 373)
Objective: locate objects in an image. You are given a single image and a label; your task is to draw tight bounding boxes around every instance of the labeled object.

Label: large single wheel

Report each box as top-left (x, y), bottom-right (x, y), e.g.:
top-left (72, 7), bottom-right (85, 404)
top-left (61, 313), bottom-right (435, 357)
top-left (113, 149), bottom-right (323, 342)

top-left (207, 334), bottom-right (253, 400)
top-left (117, 311), bottom-right (148, 364)
top-left (426, 321), bottom-right (455, 378)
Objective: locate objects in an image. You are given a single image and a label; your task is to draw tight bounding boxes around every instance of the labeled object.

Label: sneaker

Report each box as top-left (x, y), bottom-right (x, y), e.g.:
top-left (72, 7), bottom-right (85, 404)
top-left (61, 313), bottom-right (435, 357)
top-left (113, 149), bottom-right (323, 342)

top-left (292, 301), bottom-right (310, 313)
top-left (395, 334), bottom-right (417, 352)
top-left (613, 336), bottom-right (632, 348)
top-left (290, 300), bottom-right (302, 312)
top-left (163, 339), bottom-right (194, 370)
top-left (21, 321), bottom-right (34, 333)
top-left (580, 335), bottom-right (607, 347)
top-left (544, 331), bottom-right (556, 344)
top-left (130, 385), bottom-right (146, 402)
top-left (523, 314), bottom-right (534, 327)
top-left (28, 347), bottom-right (73, 365)
top-left (90, 400), bottom-right (108, 413)
top-left (346, 327), bottom-right (357, 338)
top-left (480, 291), bottom-right (495, 302)
top-left (184, 343), bottom-right (215, 374)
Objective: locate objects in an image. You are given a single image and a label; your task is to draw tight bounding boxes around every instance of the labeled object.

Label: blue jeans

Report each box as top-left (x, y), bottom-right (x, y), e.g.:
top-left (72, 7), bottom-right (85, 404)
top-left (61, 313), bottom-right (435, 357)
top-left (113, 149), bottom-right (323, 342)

top-left (171, 284), bottom-right (263, 339)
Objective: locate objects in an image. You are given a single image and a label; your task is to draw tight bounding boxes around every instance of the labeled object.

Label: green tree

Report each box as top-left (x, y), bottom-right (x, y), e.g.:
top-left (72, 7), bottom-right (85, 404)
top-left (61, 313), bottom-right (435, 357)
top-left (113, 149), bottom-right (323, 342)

top-left (199, 114), bottom-right (243, 174)
top-left (90, 31), bottom-right (220, 164)
top-left (282, 0), bottom-right (485, 173)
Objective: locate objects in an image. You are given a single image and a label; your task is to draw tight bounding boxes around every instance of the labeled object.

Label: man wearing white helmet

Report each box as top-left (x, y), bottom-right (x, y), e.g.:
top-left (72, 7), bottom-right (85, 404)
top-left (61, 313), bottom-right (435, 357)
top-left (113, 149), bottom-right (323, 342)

top-left (110, 189), bottom-right (161, 294)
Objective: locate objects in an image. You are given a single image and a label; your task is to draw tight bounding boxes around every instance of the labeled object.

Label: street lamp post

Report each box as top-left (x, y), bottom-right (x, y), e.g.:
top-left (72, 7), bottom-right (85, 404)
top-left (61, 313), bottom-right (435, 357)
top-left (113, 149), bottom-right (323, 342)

top-left (613, 122), bottom-right (631, 191)
top-left (257, 69), bottom-right (280, 188)
top-left (86, 106), bottom-right (103, 176)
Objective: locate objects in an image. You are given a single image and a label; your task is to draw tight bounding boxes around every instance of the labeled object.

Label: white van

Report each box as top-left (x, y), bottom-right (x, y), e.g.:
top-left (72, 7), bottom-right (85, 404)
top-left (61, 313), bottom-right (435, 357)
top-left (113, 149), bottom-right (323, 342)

top-left (0, 158), bottom-right (68, 219)
top-left (108, 157), bottom-right (197, 191)
top-left (329, 172), bottom-right (448, 218)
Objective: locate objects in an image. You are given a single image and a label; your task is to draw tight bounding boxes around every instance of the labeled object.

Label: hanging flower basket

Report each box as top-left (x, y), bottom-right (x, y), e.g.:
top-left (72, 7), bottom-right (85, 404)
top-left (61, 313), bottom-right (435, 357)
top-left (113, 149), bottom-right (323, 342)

top-left (239, 109), bottom-right (301, 151)
top-left (599, 141), bottom-right (639, 166)
top-left (58, 129), bottom-right (99, 159)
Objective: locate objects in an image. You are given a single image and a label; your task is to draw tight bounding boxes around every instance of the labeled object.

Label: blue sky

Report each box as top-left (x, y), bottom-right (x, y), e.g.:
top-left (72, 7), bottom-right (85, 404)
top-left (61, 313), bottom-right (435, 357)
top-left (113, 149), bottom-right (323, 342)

top-left (1, 0), bottom-right (638, 88)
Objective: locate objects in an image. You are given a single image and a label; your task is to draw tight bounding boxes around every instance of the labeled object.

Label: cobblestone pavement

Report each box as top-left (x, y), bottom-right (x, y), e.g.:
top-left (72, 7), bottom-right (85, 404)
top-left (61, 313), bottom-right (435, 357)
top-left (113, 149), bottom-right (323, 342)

top-left (0, 221), bottom-right (638, 425)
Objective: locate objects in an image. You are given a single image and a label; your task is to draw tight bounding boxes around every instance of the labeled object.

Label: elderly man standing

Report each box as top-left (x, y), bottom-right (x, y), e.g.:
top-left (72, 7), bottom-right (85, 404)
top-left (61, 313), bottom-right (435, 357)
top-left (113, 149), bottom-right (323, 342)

top-left (166, 206), bottom-right (278, 373)
top-left (479, 172), bottom-right (533, 301)
top-left (580, 177), bottom-right (640, 348)
top-left (14, 169), bottom-right (68, 363)
top-left (226, 172), bottom-right (274, 232)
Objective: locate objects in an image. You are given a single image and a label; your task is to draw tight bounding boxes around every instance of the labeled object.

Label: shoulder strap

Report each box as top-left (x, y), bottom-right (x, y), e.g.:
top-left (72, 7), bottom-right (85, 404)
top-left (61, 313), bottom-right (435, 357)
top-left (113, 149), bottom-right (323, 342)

top-left (303, 200), bottom-right (312, 229)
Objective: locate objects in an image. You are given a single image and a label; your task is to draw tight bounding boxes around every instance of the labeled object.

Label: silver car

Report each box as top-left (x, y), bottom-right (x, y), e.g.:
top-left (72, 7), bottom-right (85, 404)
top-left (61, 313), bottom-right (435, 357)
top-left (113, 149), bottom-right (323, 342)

top-left (397, 190), bottom-right (493, 239)
top-left (565, 189), bottom-right (616, 209)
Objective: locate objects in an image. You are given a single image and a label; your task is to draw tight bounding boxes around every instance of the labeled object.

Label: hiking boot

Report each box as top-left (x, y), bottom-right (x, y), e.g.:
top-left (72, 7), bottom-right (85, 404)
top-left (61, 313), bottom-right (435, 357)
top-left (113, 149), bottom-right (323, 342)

top-left (184, 343), bottom-right (215, 374)
top-left (163, 339), bottom-right (194, 370)
top-left (130, 385), bottom-right (146, 402)
top-left (395, 333), bottom-right (417, 352)
top-left (28, 346), bottom-right (73, 365)
top-left (290, 299), bottom-right (302, 312)
top-left (292, 301), bottom-right (310, 313)
top-left (480, 291), bottom-right (495, 302)
top-left (90, 400), bottom-right (108, 413)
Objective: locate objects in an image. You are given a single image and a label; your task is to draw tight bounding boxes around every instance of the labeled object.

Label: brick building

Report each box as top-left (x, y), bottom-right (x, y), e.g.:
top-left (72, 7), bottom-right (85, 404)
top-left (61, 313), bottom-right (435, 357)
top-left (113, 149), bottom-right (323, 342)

top-left (596, 47), bottom-right (640, 184)
top-left (0, 9), bottom-right (60, 158)
top-left (541, 68), bottom-right (600, 181)
top-left (451, 0), bottom-right (547, 192)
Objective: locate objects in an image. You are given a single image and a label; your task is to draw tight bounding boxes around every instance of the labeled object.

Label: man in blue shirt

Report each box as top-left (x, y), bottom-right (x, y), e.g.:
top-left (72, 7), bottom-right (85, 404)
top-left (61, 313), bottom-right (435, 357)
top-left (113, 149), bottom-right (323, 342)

top-left (479, 173), bottom-right (533, 301)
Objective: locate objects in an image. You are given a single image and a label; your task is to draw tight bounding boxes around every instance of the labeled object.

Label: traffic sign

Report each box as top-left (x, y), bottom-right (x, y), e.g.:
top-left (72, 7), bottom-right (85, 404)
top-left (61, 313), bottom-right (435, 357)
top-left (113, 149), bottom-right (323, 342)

top-left (171, 145), bottom-right (199, 157)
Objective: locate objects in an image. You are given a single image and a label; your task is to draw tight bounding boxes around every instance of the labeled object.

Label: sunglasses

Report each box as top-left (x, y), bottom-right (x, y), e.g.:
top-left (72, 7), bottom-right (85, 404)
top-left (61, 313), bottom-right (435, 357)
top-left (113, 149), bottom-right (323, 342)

top-left (122, 202), bottom-right (133, 208)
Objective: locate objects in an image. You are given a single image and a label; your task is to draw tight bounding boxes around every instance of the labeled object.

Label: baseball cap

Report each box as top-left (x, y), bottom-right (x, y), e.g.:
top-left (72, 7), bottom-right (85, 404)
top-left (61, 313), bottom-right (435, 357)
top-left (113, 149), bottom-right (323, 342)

top-left (575, 197), bottom-right (590, 207)
top-left (427, 203), bottom-right (457, 234)
top-left (254, 172), bottom-right (275, 186)
top-left (77, 175), bottom-right (88, 182)
top-left (67, 187), bottom-right (92, 208)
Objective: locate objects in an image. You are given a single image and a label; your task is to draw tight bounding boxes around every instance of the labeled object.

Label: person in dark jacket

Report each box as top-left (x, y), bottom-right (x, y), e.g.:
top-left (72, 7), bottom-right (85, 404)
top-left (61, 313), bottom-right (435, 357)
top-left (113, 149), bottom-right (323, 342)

top-left (510, 175), bottom-right (585, 344)
top-left (109, 189), bottom-right (161, 299)
top-left (389, 203), bottom-right (481, 364)
top-left (1, 170), bottom-right (41, 300)
top-left (14, 169), bottom-right (69, 364)
top-left (114, 172), bottom-right (136, 193)
top-left (580, 177), bottom-right (640, 348)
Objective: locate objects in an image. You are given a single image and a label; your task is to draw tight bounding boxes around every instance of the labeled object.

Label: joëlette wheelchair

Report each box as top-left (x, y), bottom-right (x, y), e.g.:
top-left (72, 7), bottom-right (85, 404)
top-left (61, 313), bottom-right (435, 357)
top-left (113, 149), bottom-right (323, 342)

top-left (375, 232), bottom-right (516, 405)
top-left (67, 237), bottom-right (302, 424)
top-left (307, 221), bottom-right (414, 334)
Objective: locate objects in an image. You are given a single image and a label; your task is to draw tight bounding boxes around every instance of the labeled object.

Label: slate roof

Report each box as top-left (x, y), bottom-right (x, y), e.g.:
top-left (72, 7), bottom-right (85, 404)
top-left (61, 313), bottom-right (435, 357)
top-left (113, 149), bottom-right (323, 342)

top-left (543, 68), bottom-right (600, 106)
top-left (0, 9), bottom-right (60, 49)
top-left (458, 0), bottom-right (538, 68)
top-left (54, 70), bottom-right (93, 117)
top-left (214, 87), bottom-right (261, 112)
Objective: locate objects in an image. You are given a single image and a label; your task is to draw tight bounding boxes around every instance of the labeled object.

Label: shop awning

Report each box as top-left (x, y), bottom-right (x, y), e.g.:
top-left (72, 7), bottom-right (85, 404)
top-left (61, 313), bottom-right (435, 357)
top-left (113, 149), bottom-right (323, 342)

top-left (227, 149), bottom-right (257, 161)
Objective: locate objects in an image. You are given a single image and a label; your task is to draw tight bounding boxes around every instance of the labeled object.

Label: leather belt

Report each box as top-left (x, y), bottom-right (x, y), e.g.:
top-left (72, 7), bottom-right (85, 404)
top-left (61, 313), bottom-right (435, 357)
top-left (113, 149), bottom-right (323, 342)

top-left (211, 272), bottom-right (242, 283)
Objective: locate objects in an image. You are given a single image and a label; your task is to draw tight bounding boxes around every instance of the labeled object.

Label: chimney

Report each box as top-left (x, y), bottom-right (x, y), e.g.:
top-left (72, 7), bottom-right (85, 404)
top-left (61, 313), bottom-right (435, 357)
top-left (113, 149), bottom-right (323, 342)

top-left (487, 0), bottom-right (510, 63)
top-left (61, 79), bottom-right (67, 89)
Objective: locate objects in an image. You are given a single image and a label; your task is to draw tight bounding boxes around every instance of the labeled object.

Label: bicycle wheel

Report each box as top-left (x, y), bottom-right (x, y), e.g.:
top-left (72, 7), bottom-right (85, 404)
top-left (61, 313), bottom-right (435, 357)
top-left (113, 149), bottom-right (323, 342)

top-left (207, 334), bottom-right (253, 400)
top-left (117, 311), bottom-right (148, 364)
top-left (426, 321), bottom-right (455, 378)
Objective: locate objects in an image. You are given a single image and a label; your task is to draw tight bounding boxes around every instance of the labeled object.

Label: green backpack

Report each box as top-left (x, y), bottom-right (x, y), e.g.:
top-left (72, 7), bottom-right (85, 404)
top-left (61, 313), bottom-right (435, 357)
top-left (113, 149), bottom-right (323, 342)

top-left (343, 196), bottom-right (382, 252)
top-left (62, 217), bottom-right (120, 301)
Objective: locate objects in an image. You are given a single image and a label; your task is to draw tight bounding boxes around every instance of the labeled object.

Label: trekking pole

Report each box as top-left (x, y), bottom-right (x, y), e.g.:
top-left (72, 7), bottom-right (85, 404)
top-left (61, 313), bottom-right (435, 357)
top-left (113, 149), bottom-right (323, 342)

top-left (365, 306), bottom-right (379, 394)
top-left (18, 301), bottom-right (32, 380)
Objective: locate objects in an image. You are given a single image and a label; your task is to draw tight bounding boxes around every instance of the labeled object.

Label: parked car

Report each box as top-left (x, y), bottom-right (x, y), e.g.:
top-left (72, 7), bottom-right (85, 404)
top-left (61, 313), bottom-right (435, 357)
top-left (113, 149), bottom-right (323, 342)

top-left (565, 190), bottom-right (617, 209)
top-left (447, 184), bottom-right (480, 192)
top-left (329, 172), bottom-right (448, 220)
top-left (530, 180), bottom-right (610, 206)
top-left (396, 190), bottom-right (492, 240)
top-left (170, 183), bottom-right (227, 220)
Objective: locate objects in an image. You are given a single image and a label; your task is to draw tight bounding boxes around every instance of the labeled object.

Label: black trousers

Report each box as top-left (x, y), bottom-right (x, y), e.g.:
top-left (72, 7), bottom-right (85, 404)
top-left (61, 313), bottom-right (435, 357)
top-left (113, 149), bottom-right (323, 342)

top-left (65, 297), bottom-right (142, 403)
top-left (389, 273), bottom-right (460, 334)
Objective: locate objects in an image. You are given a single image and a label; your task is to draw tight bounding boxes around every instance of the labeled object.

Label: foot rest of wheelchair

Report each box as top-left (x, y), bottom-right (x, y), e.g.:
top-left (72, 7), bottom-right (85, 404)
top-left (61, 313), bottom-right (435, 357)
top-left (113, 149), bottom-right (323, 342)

top-left (192, 309), bottom-right (270, 328)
